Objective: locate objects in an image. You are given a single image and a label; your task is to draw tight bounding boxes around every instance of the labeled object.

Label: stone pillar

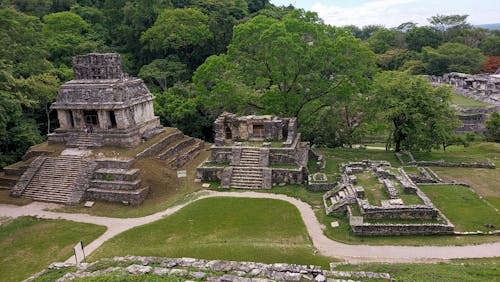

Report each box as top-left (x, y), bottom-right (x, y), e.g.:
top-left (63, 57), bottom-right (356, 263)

top-left (98, 110), bottom-right (108, 130)
top-left (57, 110), bottom-right (70, 129)
top-left (73, 110), bottom-right (85, 130)
top-left (115, 109), bottom-right (130, 129)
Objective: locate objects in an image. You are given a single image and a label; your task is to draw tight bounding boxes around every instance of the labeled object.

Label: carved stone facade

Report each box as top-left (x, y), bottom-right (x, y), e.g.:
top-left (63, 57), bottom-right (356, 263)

top-left (48, 53), bottom-right (161, 147)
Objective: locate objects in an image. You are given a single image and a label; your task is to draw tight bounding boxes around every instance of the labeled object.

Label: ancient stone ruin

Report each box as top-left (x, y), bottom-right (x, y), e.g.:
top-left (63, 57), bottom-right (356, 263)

top-left (197, 112), bottom-right (309, 189)
top-left (323, 160), bottom-right (454, 235)
top-left (428, 72), bottom-right (500, 134)
top-left (49, 53), bottom-right (161, 147)
top-left (6, 53), bottom-right (204, 205)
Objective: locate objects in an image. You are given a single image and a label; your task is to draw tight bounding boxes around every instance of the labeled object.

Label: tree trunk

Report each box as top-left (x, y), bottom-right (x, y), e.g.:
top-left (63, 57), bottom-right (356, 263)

top-left (46, 104), bottom-right (51, 134)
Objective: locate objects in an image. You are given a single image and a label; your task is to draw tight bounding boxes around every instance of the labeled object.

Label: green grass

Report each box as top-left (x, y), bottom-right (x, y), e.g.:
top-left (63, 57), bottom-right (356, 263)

top-left (356, 172), bottom-right (388, 206)
top-left (411, 142), bottom-right (500, 165)
top-left (335, 258), bottom-right (500, 282)
top-left (450, 92), bottom-right (491, 108)
top-left (0, 217), bottom-right (106, 282)
top-left (315, 148), bottom-right (400, 174)
top-left (419, 185), bottom-right (500, 232)
top-left (0, 190), bottom-right (32, 205)
top-left (90, 197), bottom-right (332, 267)
top-left (403, 166), bottom-right (420, 174)
top-left (31, 267), bottom-right (76, 282)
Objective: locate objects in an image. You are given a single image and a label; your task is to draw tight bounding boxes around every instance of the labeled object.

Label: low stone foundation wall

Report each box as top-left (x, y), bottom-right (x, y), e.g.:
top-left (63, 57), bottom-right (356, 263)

top-left (94, 158), bottom-right (135, 169)
top-left (29, 256), bottom-right (392, 282)
top-left (407, 161), bottom-right (495, 169)
top-left (351, 222), bottom-right (455, 235)
top-left (85, 187), bottom-right (149, 206)
top-left (197, 166), bottom-right (225, 181)
top-left (10, 157), bottom-right (45, 197)
top-left (307, 182), bottom-right (337, 192)
top-left (208, 146), bottom-right (232, 163)
top-left (361, 206), bottom-right (439, 219)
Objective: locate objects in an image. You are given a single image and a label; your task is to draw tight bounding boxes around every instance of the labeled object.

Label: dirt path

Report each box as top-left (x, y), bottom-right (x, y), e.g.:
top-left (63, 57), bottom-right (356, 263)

top-left (0, 191), bottom-right (499, 263)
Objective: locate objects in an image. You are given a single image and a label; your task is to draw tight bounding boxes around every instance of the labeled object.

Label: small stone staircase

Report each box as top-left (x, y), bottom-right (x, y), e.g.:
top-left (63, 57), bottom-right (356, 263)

top-left (230, 166), bottom-right (263, 189)
top-left (21, 155), bottom-right (87, 203)
top-left (67, 134), bottom-right (104, 148)
top-left (239, 148), bottom-right (261, 166)
top-left (324, 184), bottom-right (357, 214)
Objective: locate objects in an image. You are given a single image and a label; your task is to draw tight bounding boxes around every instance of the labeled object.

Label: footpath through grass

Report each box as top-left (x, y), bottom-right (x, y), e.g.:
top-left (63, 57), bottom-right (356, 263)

top-left (90, 197), bottom-right (332, 267)
top-left (0, 217), bottom-right (106, 282)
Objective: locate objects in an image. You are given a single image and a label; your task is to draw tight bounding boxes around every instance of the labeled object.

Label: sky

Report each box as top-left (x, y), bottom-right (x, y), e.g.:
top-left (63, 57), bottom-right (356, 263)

top-left (270, 0), bottom-right (500, 27)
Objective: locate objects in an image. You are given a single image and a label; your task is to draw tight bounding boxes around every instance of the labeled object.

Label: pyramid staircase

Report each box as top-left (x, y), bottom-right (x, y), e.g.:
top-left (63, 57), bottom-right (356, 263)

top-left (230, 166), bottom-right (264, 189)
top-left (20, 155), bottom-right (89, 204)
top-left (67, 133), bottom-right (104, 148)
top-left (157, 136), bottom-right (204, 169)
top-left (239, 148), bottom-right (261, 166)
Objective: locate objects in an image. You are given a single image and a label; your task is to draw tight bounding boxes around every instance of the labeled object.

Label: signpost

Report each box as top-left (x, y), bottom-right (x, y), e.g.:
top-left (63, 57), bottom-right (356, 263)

top-left (73, 241), bottom-right (86, 264)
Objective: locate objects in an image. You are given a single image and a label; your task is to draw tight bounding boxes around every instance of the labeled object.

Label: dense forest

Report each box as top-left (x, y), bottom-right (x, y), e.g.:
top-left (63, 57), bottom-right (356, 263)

top-left (1, 0), bottom-right (499, 167)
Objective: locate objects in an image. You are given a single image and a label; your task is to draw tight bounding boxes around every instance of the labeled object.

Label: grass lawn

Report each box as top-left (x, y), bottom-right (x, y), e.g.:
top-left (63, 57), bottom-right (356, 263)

top-left (90, 197), bottom-right (332, 267)
top-left (356, 172), bottom-right (388, 206)
top-left (51, 149), bottom-right (210, 218)
top-left (315, 148), bottom-right (400, 175)
top-left (450, 92), bottom-right (492, 108)
top-left (335, 257), bottom-right (500, 282)
top-left (411, 142), bottom-right (500, 165)
top-left (0, 217), bottom-right (106, 282)
top-left (419, 185), bottom-right (500, 232)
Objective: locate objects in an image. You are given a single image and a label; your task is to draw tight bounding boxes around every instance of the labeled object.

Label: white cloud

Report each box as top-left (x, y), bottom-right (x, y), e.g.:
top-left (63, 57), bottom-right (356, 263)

top-left (310, 0), bottom-right (500, 27)
top-left (311, 0), bottom-right (424, 27)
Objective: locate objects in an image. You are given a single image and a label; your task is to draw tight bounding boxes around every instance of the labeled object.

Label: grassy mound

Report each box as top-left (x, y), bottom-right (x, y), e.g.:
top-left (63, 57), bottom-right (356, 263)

top-left (90, 197), bottom-right (332, 267)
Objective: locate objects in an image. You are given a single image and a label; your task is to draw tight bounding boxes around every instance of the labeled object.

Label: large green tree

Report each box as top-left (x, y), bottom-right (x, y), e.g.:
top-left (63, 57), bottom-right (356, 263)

top-left (422, 42), bottom-right (486, 75)
top-left (372, 71), bottom-right (459, 152)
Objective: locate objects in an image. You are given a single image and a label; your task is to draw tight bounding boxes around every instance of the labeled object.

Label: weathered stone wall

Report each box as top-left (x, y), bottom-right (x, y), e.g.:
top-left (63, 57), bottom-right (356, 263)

top-left (28, 256), bottom-right (393, 282)
top-left (136, 131), bottom-right (183, 159)
top-left (85, 187), bottom-right (148, 206)
top-left (158, 137), bottom-right (195, 160)
top-left (94, 158), bottom-right (135, 169)
top-left (271, 167), bottom-right (305, 185)
top-left (407, 160), bottom-right (495, 169)
top-left (350, 222), bottom-right (454, 235)
top-left (208, 146), bottom-right (232, 163)
top-left (307, 182), bottom-right (337, 192)
top-left (94, 169), bottom-right (139, 181)
top-left (196, 166), bottom-right (225, 181)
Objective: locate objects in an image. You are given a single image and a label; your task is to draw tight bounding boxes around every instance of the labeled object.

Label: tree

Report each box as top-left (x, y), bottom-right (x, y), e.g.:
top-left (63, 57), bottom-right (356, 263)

top-left (141, 8), bottom-right (212, 66)
top-left (43, 11), bottom-right (105, 66)
top-left (485, 112), bottom-right (500, 142)
top-left (406, 26), bottom-right (441, 52)
top-left (372, 71), bottom-right (459, 152)
top-left (376, 49), bottom-right (419, 71)
top-left (367, 28), bottom-right (405, 54)
top-left (428, 14), bottom-right (470, 32)
top-left (479, 35), bottom-right (500, 56)
top-left (194, 12), bottom-right (376, 145)
top-left (422, 42), bottom-right (486, 75)
top-left (139, 56), bottom-right (189, 91)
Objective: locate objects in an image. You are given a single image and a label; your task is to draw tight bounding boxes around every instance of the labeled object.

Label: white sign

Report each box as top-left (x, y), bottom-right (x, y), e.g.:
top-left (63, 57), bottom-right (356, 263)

top-left (73, 241), bottom-right (85, 264)
top-left (177, 170), bottom-right (187, 178)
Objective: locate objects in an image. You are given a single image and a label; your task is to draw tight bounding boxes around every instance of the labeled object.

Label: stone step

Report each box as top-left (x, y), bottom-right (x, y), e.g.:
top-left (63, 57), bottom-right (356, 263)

top-left (231, 172), bottom-right (262, 177)
top-left (90, 179), bottom-right (141, 190)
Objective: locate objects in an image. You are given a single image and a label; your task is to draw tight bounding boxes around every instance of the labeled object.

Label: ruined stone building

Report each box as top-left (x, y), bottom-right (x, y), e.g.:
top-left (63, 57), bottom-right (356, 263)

top-left (6, 53), bottom-right (203, 205)
top-left (197, 112), bottom-right (309, 189)
top-left (48, 53), bottom-right (161, 147)
top-left (428, 72), bottom-right (500, 133)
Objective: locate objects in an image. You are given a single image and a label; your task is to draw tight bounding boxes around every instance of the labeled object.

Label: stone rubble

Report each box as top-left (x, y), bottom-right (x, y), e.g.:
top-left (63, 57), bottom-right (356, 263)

top-left (26, 256), bottom-right (391, 282)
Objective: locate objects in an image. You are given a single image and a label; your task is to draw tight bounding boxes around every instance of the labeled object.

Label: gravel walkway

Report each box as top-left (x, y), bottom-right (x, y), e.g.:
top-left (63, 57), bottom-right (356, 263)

top-left (0, 191), bottom-right (499, 263)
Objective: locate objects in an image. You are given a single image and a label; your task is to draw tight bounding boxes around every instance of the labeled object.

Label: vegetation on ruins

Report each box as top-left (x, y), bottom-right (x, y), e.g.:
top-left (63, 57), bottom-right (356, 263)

top-left (1, 0), bottom-right (499, 166)
top-left (484, 112), bottom-right (500, 142)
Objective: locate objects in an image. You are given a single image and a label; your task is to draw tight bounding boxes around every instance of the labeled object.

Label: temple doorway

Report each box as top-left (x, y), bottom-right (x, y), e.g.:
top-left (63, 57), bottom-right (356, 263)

top-left (253, 124), bottom-right (264, 139)
top-left (83, 110), bottom-right (99, 126)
